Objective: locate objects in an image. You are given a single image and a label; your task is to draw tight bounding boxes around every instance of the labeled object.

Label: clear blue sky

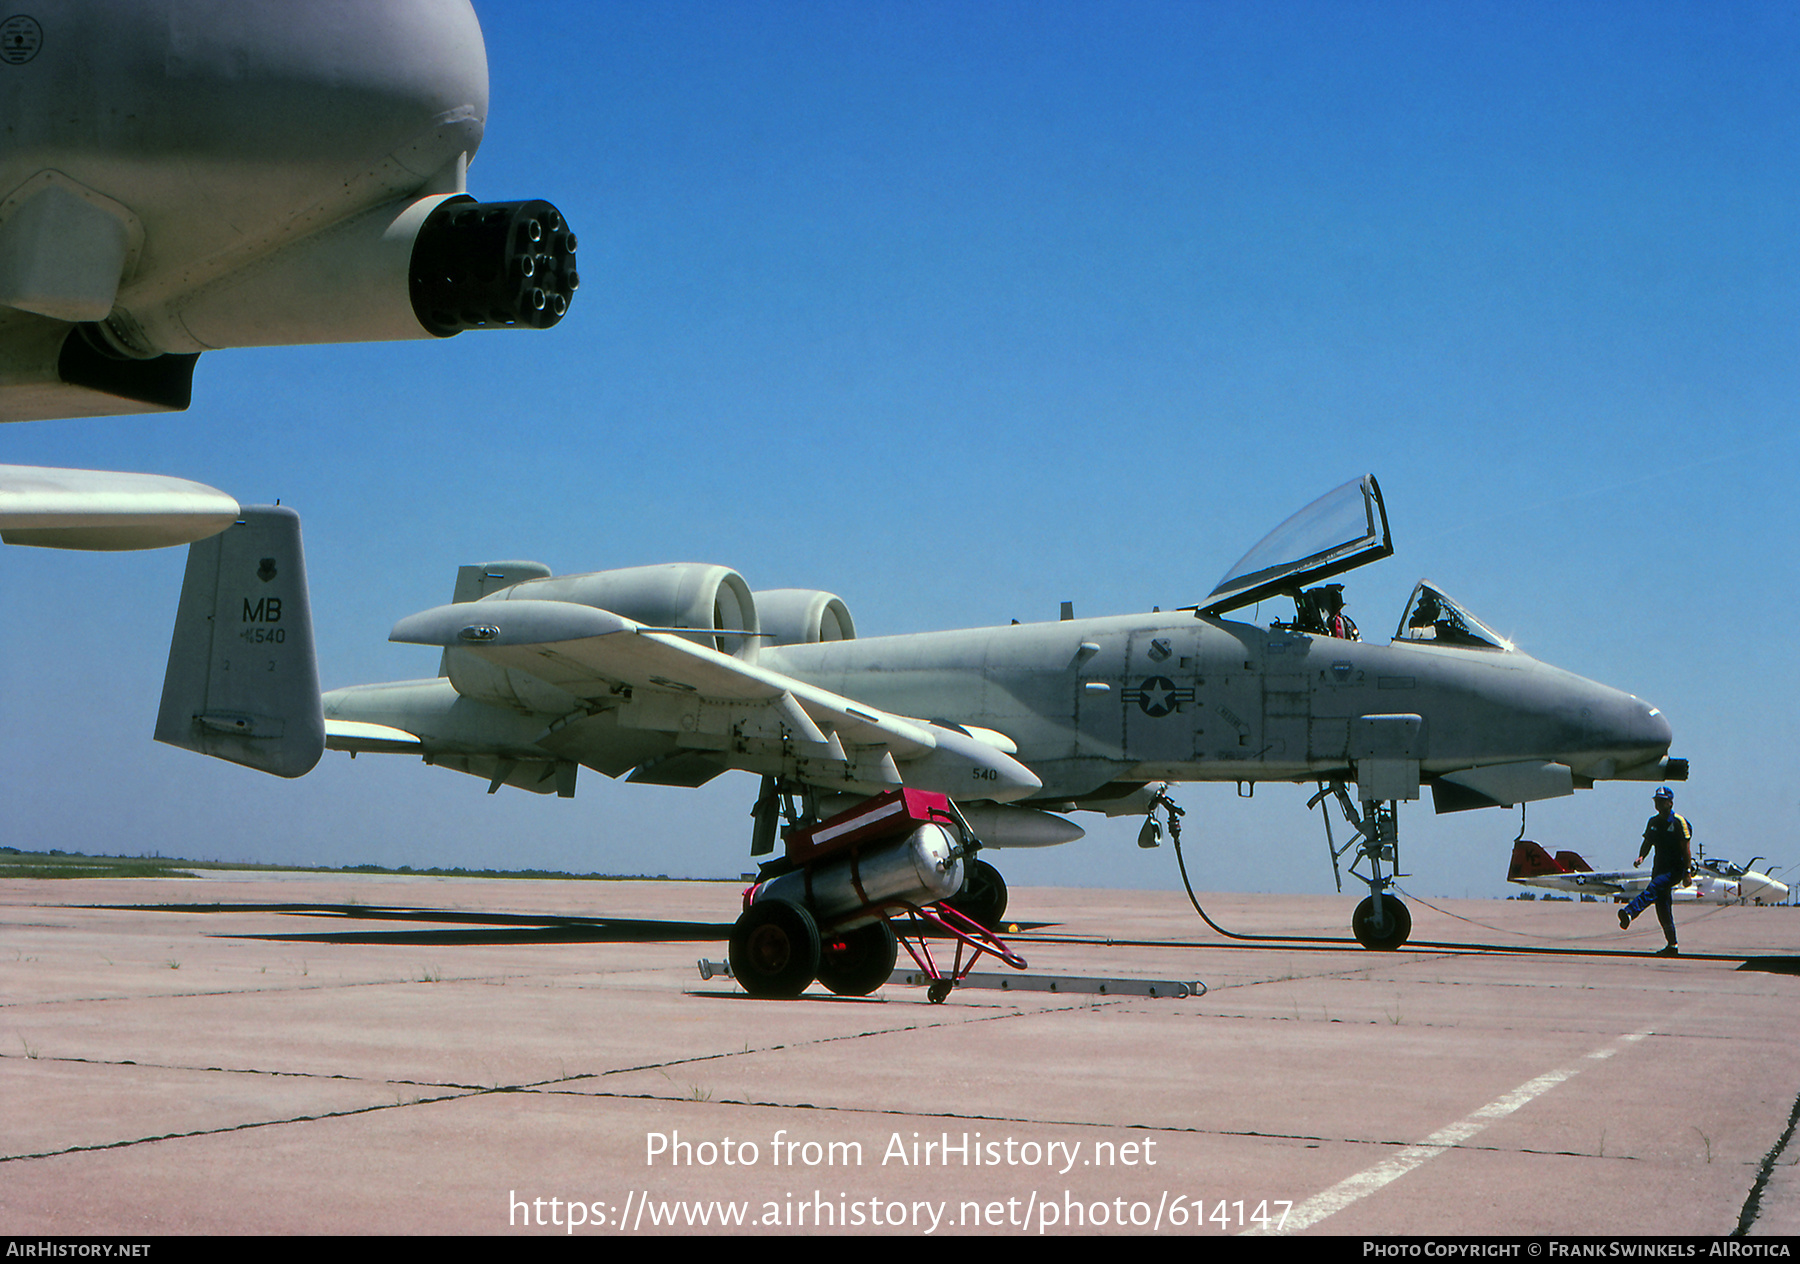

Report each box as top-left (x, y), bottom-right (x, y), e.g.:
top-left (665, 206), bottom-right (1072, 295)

top-left (5, 0), bottom-right (1797, 900)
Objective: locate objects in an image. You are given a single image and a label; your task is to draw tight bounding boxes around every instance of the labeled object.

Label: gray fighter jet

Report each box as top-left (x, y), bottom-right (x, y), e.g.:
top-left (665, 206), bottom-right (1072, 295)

top-left (0, 0), bottom-right (576, 548)
top-left (159, 477), bottom-right (1684, 949)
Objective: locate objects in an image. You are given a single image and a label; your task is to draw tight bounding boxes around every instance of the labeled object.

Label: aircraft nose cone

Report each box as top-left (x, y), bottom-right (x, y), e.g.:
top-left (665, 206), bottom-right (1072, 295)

top-left (1569, 690), bottom-right (1672, 779)
top-left (1635, 700), bottom-right (1673, 752)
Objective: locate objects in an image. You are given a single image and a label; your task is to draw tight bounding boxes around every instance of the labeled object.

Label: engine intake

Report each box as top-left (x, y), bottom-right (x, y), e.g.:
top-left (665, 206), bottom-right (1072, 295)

top-left (503, 564), bottom-right (759, 659)
top-left (753, 589), bottom-right (856, 645)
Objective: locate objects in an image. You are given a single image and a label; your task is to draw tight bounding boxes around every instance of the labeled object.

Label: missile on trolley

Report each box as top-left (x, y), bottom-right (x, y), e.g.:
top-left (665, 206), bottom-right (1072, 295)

top-left (748, 799), bottom-right (967, 932)
top-left (728, 790), bottom-right (1019, 999)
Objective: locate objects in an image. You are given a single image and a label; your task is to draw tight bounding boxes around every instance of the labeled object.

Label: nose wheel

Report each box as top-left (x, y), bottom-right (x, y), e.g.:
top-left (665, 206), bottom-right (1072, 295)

top-left (1351, 894), bottom-right (1412, 950)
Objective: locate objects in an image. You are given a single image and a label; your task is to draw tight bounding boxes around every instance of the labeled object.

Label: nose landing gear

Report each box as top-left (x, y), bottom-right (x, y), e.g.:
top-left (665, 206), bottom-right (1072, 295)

top-left (1313, 781), bottom-right (1412, 950)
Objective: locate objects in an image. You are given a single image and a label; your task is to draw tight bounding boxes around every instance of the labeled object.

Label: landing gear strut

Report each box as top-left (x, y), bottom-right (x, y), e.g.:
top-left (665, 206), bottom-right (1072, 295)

top-left (750, 775), bottom-right (819, 856)
top-left (1311, 781), bottom-right (1412, 950)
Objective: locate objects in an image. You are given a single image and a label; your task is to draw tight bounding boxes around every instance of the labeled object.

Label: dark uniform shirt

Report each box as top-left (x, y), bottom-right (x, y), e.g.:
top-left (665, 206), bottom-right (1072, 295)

top-left (1642, 812), bottom-right (1692, 876)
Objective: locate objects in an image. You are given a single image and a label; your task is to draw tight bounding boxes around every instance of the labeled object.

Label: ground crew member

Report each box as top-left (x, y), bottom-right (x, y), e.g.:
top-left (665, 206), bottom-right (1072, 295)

top-left (1618, 786), bottom-right (1692, 955)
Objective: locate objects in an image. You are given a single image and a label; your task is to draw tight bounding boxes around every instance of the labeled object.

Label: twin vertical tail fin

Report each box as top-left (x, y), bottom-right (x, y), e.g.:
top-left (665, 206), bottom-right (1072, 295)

top-left (155, 505), bottom-right (323, 777)
top-left (1508, 839), bottom-right (1568, 880)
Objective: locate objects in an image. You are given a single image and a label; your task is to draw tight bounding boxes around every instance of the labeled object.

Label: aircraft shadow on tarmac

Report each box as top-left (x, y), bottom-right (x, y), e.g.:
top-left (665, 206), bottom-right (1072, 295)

top-left (97, 903), bottom-right (733, 947)
top-left (1736, 957), bottom-right (1800, 975)
top-left (86, 903), bottom-right (1050, 948)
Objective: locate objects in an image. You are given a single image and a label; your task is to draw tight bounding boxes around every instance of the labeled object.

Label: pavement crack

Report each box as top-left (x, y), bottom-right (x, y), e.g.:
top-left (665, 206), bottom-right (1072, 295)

top-left (0, 1090), bottom-right (482, 1165)
top-left (489, 997), bottom-right (1124, 1094)
top-left (583, 997), bottom-right (1114, 1078)
top-left (0, 1048), bottom-right (488, 1091)
top-left (1733, 1081), bottom-right (1800, 1235)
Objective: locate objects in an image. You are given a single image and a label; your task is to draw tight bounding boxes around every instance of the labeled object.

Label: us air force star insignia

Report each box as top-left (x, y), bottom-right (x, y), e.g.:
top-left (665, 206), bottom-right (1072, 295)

top-left (1133, 676), bottom-right (1192, 717)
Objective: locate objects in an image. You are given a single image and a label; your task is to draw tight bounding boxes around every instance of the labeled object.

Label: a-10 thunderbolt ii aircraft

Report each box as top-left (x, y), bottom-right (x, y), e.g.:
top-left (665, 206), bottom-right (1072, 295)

top-left (159, 477), bottom-right (1685, 949)
top-left (0, 0), bottom-right (576, 551)
top-left (1508, 841), bottom-right (1787, 905)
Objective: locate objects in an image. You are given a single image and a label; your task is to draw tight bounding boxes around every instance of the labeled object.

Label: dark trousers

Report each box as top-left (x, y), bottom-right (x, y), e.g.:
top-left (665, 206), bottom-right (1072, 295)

top-left (1623, 872), bottom-right (1679, 944)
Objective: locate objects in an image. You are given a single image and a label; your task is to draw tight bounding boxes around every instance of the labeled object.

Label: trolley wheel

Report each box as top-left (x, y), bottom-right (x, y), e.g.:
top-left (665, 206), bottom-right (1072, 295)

top-left (1351, 895), bottom-right (1412, 950)
top-left (729, 900), bottom-right (821, 997)
top-left (946, 859), bottom-right (1008, 930)
top-left (817, 921), bottom-right (899, 996)
top-left (927, 979), bottom-right (954, 1004)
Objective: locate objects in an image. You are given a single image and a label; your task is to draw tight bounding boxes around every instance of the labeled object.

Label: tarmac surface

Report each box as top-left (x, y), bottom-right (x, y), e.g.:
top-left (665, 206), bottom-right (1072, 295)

top-left (2, 872), bottom-right (1797, 1238)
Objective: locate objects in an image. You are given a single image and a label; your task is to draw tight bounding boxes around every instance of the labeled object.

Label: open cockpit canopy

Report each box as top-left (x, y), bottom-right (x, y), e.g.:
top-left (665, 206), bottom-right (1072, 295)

top-left (1201, 475), bottom-right (1391, 617)
top-left (1394, 581), bottom-right (1512, 651)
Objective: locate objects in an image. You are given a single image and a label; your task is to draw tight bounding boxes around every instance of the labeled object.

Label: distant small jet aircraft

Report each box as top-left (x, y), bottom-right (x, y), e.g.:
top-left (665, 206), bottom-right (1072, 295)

top-left (1508, 840), bottom-right (1788, 905)
top-left (155, 477), bottom-right (1686, 950)
top-left (0, 0), bottom-right (576, 549)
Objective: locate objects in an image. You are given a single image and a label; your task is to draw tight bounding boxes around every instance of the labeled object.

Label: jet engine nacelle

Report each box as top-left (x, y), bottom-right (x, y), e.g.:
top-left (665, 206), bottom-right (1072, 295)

top-left (753, 589), bottom-right (856, 646)
top-left (443, 563), bottom-right (760, 713)
top-left (503, 564), bottom-right (760, 658)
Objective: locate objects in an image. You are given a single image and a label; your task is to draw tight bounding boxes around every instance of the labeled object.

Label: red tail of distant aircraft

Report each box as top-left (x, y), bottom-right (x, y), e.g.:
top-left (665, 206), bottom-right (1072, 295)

top-left (1507, 840), bottom-right (1593, 882)
top-left (1506, 840), bottom-right (1787, 905)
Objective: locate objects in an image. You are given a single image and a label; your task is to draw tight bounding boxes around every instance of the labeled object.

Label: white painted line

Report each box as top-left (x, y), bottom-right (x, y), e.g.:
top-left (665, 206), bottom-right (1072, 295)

top-left (1250, 1028), bottom-right (1654, 1235)
top-left (811, 798), bottom-right (906, 846)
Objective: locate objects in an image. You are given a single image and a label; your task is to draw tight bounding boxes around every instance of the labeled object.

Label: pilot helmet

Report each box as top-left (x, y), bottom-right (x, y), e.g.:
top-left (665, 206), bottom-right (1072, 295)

top-left (1653, 786), bottom-right (1674, 802)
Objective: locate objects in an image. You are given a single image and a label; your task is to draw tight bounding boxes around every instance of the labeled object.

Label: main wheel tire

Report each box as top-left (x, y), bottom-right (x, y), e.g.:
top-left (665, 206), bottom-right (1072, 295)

top-left (1351, 895), bottom-right (1412, 950)
top-left (816, 921), bottom-right (899, 996)
top-left (946, 859), bottom-right (1008, 929)
top-left (729, 900), bottom-right (821, 997)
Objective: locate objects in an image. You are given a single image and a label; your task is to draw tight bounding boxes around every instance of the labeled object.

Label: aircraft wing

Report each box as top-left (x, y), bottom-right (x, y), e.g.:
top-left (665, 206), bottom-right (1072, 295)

top-left (388, 600), bottom-right (1041, 801)
top-left (0, 465), bottom-right (239, 550)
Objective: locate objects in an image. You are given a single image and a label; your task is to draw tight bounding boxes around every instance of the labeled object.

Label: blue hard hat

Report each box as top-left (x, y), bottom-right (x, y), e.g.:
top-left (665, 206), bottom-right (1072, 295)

top-left (1654, 786), bottom-right (1674, 800)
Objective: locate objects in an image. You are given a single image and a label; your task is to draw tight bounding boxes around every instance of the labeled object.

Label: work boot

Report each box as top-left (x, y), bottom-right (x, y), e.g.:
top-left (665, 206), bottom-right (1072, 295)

top-left (1618, 909), bottom-right (1631, 930)
top-left (1655, 944), bottom-right (1679, 956)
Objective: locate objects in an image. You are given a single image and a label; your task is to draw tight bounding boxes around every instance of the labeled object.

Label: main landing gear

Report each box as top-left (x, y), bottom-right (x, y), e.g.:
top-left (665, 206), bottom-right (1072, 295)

top-left (944, 857), bottom-right (1008, 931)
top-left (1311, 781), bottom-right (1412, 950)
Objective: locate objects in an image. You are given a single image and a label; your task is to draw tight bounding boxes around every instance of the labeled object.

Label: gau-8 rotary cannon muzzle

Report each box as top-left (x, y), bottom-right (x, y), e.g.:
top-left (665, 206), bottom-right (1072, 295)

top-left (409, 197), bottom-right (579, 334)
top-left (76, 193), bottom-right (582, 369)
top-left (36, 191), bottom-right (583, 416)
